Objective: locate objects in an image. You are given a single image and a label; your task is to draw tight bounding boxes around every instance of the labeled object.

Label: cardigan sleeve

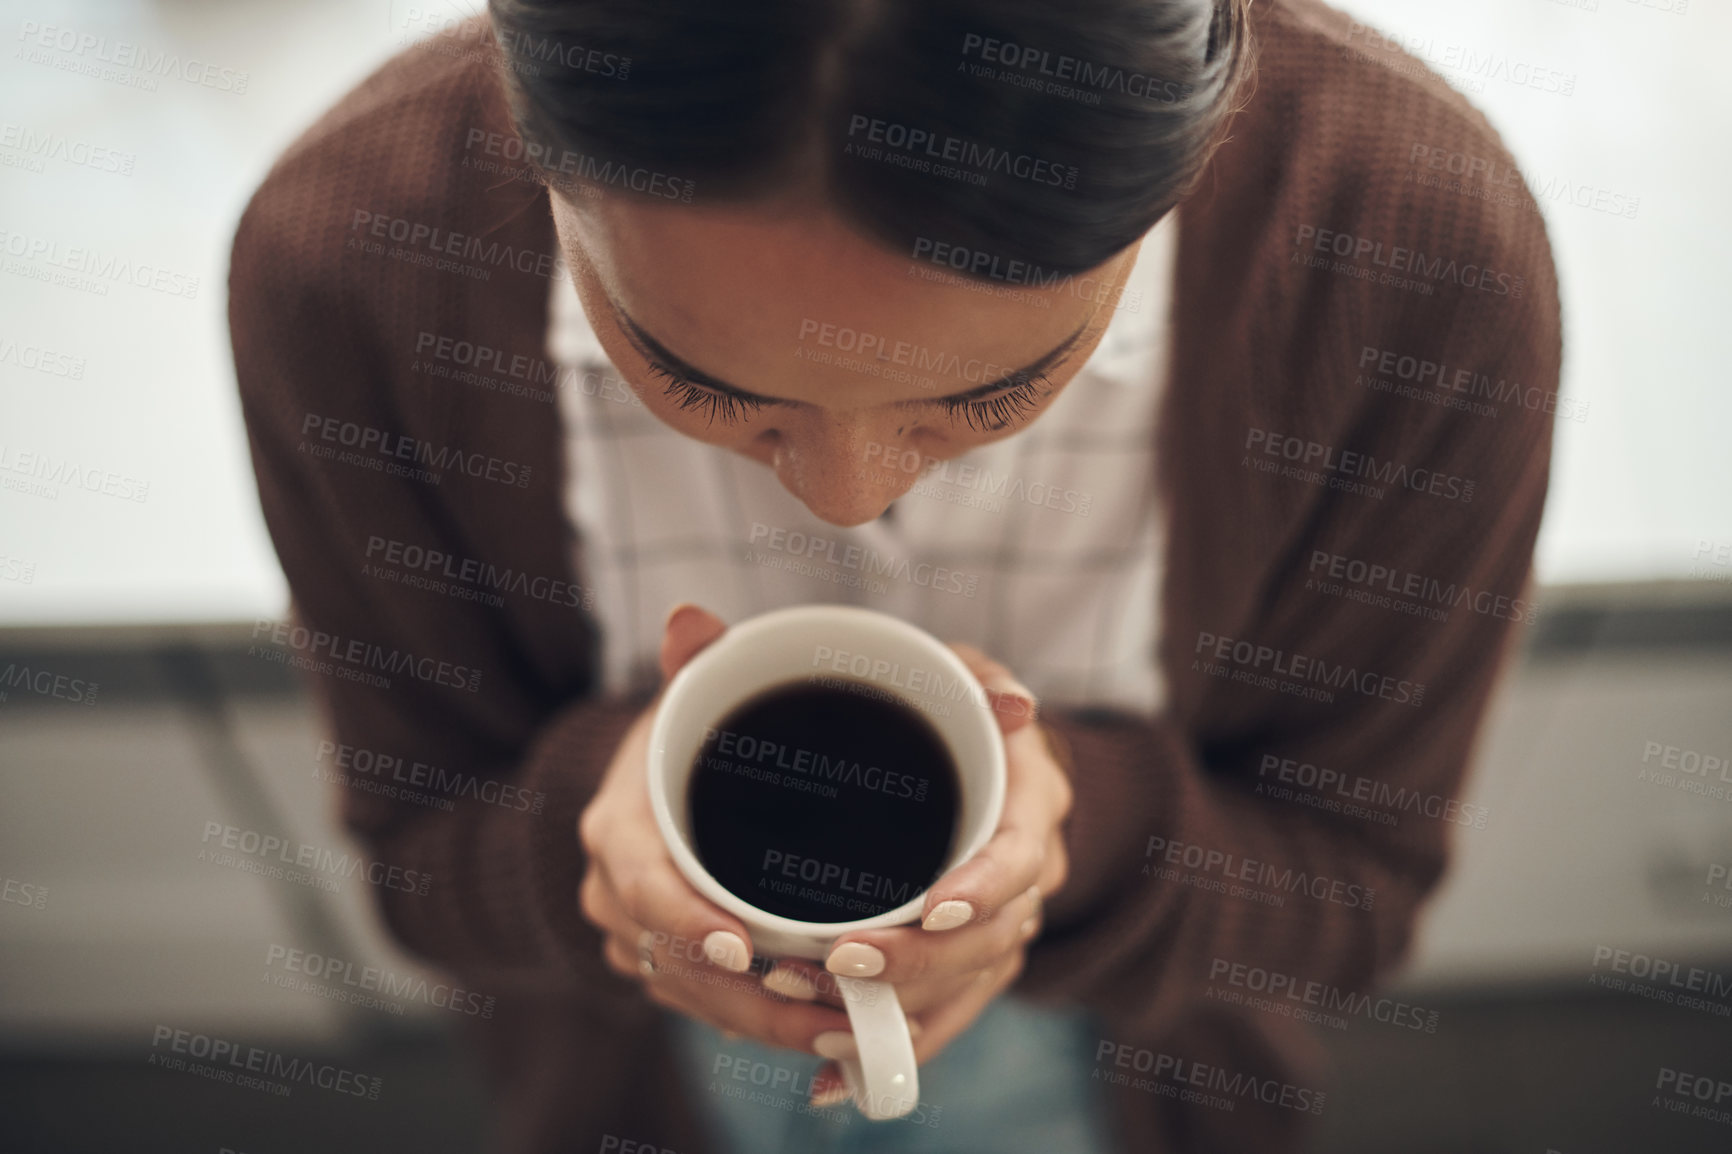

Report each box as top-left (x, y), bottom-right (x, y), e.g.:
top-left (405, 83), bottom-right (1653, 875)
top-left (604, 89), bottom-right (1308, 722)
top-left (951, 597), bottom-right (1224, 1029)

top-left (1016, 184), bottom-right (1562, 1038)
top-left (229, 165), bottom-right (636, 984)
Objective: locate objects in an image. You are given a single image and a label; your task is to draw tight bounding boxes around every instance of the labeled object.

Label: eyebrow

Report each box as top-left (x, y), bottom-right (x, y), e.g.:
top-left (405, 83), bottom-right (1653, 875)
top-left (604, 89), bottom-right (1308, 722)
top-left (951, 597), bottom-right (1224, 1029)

top-left (605, 291), bottom-right (1096, 408)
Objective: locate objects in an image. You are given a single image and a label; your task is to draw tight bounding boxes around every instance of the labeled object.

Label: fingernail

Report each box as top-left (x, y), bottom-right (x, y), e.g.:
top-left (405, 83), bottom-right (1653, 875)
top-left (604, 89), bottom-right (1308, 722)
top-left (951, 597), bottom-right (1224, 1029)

top-left (908, 1019), bottom-right (924, 1039)
top-left (812, 1030), bottom-right (857, 1060)
top-left (663, 602), bottom-right (701, 629)
top-left (763, 966), bottom-right (817, 1001)
top-left (826, 941), bottom-right (885, 977)
top-left (703, 930), bottom-right (751, 973)
top-left (810, 1066), bottom-right (851, 1109)
top-left (1020, 916), bottom-right (1039, 939)
top-left (992, 690), bottom-right (1036, 719)
top-left (922, 899), bottom-right (975, 932)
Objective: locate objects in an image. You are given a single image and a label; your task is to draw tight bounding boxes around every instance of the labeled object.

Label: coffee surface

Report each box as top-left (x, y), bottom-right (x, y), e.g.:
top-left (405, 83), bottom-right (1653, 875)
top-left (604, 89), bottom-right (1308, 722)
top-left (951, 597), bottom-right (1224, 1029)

top-left (688, 679), bottom-right (960, 923)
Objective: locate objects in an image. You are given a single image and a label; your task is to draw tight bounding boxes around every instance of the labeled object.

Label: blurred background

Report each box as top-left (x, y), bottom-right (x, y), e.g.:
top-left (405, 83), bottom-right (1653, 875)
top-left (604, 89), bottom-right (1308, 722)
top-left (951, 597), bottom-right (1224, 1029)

top-left (1, 0), bottom-right (1728, 1151)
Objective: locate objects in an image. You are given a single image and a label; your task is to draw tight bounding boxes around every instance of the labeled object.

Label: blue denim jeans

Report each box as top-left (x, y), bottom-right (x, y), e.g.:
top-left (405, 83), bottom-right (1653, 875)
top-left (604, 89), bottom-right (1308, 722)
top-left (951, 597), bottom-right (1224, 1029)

top-left (668, 996), bottom-right (1115, 1154)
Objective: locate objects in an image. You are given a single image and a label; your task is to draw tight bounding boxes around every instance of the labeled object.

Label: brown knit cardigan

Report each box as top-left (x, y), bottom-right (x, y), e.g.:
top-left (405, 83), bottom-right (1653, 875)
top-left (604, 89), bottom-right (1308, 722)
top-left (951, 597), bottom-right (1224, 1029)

top-left (229, 2), bottom-right (1562, 1149)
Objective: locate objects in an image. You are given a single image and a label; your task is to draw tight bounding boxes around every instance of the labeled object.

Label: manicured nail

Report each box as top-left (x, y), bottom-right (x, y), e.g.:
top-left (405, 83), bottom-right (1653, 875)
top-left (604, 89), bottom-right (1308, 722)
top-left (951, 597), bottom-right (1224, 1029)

top-left (809, 1065), bottom-right (851, 1108)
top-left (922, 899), bottom-right (975, 931)
top-left (812, 1030), bottom-right (857, 1060)
top-left (663, 602), bottom-right (702, 629)
top-left (703, 930), bottom-right (751, 973)
top-left (826, 941), bottom-right (885, 977)
top-left (763, 966), bottom-right (817, 1001)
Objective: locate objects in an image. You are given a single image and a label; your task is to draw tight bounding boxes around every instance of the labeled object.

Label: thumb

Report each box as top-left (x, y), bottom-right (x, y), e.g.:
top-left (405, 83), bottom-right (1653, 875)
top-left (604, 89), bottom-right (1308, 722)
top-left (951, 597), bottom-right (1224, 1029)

top-left (659, 603), bottom-right (728, 681)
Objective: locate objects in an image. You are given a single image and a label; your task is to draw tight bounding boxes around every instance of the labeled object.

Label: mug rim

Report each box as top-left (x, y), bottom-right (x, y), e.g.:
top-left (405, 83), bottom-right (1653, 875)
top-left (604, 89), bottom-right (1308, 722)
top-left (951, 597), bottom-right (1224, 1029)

top-left (647, 604), bottom-right (1007, 941)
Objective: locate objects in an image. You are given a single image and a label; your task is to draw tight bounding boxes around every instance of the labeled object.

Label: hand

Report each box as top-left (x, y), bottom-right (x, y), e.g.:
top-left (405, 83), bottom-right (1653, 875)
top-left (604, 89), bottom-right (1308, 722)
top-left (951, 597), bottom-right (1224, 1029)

top-left (578, 605), bottom-right (854, 1052)
top-left (575, 606), bottom-right (1073, 1106)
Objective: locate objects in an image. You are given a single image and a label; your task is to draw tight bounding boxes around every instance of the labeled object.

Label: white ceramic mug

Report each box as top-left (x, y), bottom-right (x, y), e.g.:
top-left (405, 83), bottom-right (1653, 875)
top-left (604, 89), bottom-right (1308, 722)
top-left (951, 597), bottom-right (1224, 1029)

top-left (647, 604), bottom-right (1007, 1120)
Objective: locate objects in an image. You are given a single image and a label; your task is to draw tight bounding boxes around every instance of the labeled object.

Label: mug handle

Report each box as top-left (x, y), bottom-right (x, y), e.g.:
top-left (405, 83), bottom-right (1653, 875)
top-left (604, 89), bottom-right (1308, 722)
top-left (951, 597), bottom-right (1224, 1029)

top-left (833, 975), bottom-right (919, 1120)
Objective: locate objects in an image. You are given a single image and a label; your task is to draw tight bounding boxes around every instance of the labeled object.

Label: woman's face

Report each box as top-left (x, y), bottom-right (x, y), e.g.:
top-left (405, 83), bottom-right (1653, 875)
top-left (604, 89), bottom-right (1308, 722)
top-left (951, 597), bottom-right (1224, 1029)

top-left (550, 191), bottom-right (1141, 527)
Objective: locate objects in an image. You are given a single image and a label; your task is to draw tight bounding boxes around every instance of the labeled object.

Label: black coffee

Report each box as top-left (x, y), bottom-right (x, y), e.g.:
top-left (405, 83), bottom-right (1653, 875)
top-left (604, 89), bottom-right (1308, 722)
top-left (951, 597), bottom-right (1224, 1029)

top-left (688, 679), bottom-right (960, 923)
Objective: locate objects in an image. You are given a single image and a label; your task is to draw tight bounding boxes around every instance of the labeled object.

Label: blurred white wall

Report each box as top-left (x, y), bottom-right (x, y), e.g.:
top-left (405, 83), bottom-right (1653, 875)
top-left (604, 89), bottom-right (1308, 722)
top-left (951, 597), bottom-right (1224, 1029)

top-left (0, 0), bottom-right (1728, 626)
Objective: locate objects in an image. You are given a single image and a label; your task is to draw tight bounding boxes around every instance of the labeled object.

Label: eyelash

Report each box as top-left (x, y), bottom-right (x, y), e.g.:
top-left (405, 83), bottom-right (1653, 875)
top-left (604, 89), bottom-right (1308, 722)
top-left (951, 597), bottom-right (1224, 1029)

top-left (647, 358), bottom-right (1054, 432)
top-left (648, 362), bottom-right (765, 426)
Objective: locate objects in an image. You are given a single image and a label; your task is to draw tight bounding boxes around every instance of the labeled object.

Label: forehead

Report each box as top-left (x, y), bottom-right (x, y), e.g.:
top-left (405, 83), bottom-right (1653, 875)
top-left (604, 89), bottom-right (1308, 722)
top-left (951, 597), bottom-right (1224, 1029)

top-left (553, 193), bottom-right (1121, 404)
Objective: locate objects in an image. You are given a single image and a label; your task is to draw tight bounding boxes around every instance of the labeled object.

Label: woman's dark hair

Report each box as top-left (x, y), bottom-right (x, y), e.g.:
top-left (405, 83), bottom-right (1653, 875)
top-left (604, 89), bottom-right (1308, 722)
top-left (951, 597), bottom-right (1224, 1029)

top-left (486, 0), bottom-right (1256, 276)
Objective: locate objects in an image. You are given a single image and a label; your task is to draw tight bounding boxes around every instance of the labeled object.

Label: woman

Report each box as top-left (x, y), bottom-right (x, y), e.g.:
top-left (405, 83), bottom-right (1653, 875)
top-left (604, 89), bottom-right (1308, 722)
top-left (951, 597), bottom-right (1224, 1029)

top-left (230, 0), bottom-right (1560, 1150)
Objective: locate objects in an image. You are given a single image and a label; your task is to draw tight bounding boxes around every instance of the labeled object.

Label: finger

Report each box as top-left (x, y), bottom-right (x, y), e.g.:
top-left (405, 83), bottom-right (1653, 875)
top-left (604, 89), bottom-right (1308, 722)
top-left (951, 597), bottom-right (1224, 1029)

top-left (595, 845), bottom-right (758, 974)
top-left (947, 642), bottom-right (1038, 734)
top-left (823, 884), bottom-right (1043, 987)
top-left (639, 961), bottom-right (854, 1054)
top-left (760, 959), bottom-right (848, 1006)
top-left (660, 603), bottom-right (727, 680)
top-left (909, 951), bottom-right (1025, 1066)
top-left (930, 718), bottom-right (1071, 905)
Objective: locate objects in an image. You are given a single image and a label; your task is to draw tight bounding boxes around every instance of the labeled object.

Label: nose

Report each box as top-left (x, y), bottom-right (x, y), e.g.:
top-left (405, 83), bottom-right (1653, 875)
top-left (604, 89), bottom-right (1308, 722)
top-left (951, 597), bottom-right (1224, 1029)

top-left (768, 415), bottom-right (926, 527)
